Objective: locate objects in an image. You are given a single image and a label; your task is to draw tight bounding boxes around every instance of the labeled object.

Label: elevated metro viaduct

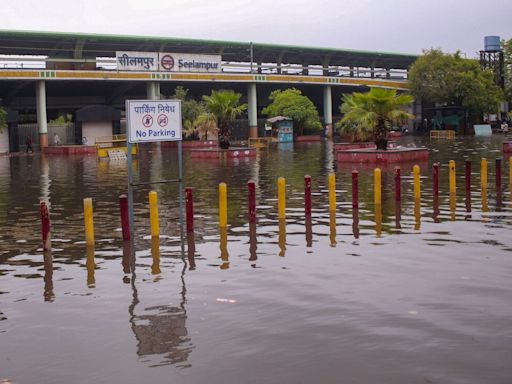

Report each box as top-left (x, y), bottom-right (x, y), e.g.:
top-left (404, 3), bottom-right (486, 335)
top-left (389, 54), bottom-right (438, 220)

top-left (0, 30), bottom-right (416, 149)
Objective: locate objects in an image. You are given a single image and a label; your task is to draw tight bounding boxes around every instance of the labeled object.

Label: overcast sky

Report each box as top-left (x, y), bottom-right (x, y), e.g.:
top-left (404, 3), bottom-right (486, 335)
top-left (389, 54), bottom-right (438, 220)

top-left (1, 0), bottom-right (511, 57)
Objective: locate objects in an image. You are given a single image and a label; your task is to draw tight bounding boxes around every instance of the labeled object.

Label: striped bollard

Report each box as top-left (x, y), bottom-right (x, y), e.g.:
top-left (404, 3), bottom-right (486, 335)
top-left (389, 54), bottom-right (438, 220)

top-left (40, 201), bottom-right (51, 251)
top-left (432, 163), bottom-right (439, 197)
top-left (185, 187), bottom-right (194, 233)
top-left (394, 166), bottom-right (401, 202)
top-left (119, 195), bottom-right (130, 241)
top-left (219, 183), bottom-right (227, 228)
top-left (149, 191), bottom-right (160, 238)
top-left (352, 170), bottom-right (359, 209)
top-left (278, 177), bottom-right (286, 220)
top-left (304, 175), bottom-right (312, 216)
top-left (248, 181), bottom-right (256, 224)
top-left (449, 160), bottom-right (456, 194)
top-left (328, 173), bottom-right (336, 212)
top-left (83, 198), bottom-right (95, 247)
top-left (496, 158), bottom-right (502, 194)
top-left (374, 168), bottom-right (381, 205)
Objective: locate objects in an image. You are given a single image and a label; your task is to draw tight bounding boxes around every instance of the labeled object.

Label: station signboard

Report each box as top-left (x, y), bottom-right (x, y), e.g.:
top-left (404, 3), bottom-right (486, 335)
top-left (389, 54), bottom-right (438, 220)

top-left (126, 100), bottom-right (182, 143)
top-left (159, 53), bottom-right (221, 72)
top-left (116, 51), bottom-right (221, 72)
top-left (116, 51), bottom-right (159, 71)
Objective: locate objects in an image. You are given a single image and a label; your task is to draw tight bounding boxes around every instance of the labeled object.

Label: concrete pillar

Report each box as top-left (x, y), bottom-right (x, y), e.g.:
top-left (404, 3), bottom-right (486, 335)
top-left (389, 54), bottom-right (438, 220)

top-left (146, 82), bottom-right (159, 100)
top-left (248, 83), bottom-right (258, 139)
top-left (36, 80), bottom-right (48, 148)
top-left (323, 85), bottom-right (333, 139)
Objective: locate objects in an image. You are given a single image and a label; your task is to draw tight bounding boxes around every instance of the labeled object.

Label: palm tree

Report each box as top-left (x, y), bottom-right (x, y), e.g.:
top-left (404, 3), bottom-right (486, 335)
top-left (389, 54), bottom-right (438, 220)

top-left (193, 112), bottom-right (217, 140)
top-left (340, 88), bottom-right (414, 150)
top-left (202, 90), bottom-right (247, 149)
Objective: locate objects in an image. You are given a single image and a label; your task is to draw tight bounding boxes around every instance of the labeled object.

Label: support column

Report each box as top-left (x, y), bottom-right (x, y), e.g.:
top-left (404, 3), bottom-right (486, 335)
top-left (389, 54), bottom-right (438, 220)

top-left (36, 80), bottom-right (48, 148)
top-left (248, 83), bottom-right (258, 139)
top-left (323, 85), bottom-right (333, 139)
top-left (146, 82), bottom-right (160, 100)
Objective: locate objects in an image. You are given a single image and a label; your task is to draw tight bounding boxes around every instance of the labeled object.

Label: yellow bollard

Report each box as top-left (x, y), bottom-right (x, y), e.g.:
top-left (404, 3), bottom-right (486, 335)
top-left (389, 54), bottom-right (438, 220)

top-left (413, 165), bottom-right (421, 200)
top-left (481, 158), bottom-right (487, 190)
top-left (278, 177), bottom-right (286, 219)
top-left (374, 168), bottom-right (381, 205)
top-left (449, 160), bottom-right (456, 194)
top-left (149, 191), bottom-right (160, 237)
top-left (219, 183), bottom-right (228, 228)
top-left (83, 198), bottom-right (95, 247)
top-left (328, 173), bottom-right (336, 212)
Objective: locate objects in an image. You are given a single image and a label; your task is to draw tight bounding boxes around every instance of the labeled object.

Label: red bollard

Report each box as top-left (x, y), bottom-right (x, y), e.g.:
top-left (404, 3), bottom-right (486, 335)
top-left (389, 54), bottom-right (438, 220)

top-left (496, 158), bottom-right (502, 193)
top-left (465, 160), bottom-right (472, 195)
top-left (394, 167), bottom-right (401, 202)
top-left (304, 175), bottom-right (312, 216)
top-left (432, 163), bottom-right (439, 197)
top-left (248, 181), bottom-right (256, 224)
top-left (40, 201), bottom-right (51, 251)
top-left (352, 170), bottom-right (359, 209)
top-left (185, 187), bottom-right (194, 233)
top-left (119, 195), bottom-right (130, 241)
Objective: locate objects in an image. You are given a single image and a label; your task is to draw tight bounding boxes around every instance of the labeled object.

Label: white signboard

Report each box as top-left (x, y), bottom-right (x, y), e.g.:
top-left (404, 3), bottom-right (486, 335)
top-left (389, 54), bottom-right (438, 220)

top-left (159, 53), bottom-right (221, 72)
top-left (116, 51), bottom-right (159, 71)
top-left (126, 100), bottom-right (182, 143)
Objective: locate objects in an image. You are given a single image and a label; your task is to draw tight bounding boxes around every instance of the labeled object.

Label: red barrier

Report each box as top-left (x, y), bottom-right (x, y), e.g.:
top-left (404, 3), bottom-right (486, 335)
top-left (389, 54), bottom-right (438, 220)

top-left (432, 163), bottom-right (439, 197)
top-left (496, 158), bottom-right (502, 193)
top-left (185, 187), bottom-right (194, 233)
top-left (304, 175), bottom-right (312, 216)
top-left (119, 195), bottom-right (130, 241)
top-left (465, 160), bottom-right (471, 195)
top-left (40, 201), bottom-right (51, 251)
top-left (394, 167), bottom-right (401, 202)
top-left (352, 170), bottom-right (359, 209)
top-left (248, 180), bottom-right (256, 224)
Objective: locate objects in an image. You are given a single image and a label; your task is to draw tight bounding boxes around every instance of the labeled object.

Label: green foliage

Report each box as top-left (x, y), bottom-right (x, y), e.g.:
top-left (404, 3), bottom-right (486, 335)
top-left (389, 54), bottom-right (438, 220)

top-left (339, 88), bottom-right (414, 149)
top-left (262, 88), bottom-right (322, 136)
top-left (170, 86), bottom-right (206, 139)
top-left (49, 114), bottom-right (73, 124)
top-left (202, 89), bottom-right (247, 148)
top-left (408, 49), bottom-right (503, 115)
top-left (0, 106), bottom-right (6, 133)
top-left (503, 38), bottom-right (512, 104)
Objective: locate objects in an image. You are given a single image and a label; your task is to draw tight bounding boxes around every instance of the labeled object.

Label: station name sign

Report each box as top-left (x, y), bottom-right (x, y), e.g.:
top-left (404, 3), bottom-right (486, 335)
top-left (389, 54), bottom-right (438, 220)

top-left (126, 100), bottom-right (182, 143)
top-left (117, 51), bottom-right (222, 73)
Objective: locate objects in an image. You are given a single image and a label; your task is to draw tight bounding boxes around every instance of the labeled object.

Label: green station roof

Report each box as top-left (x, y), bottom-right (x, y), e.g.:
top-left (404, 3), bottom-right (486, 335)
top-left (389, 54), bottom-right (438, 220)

top-left (0, 30), bottom-right (417, 69)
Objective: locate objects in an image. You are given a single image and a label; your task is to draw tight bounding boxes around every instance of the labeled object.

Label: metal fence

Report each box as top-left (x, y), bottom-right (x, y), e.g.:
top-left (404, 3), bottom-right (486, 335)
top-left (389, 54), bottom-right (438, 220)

top-left (17, 123), bottom-right (75, 151)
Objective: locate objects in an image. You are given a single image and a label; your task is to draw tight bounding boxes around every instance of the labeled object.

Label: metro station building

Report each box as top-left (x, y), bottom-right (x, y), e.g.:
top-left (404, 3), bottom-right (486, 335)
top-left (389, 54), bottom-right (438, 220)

top-left (0, 30), bottom-right (417, 152)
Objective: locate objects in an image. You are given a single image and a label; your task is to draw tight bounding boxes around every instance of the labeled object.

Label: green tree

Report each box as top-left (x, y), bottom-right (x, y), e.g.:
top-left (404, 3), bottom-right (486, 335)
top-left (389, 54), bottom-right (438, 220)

top-left (339, 88), bottom-right (414, 150)
top-left (0, 106), bottom-right (6, 133)
top-left (170, 86), bottom-right (205, 139)
top-left (262, 88), bottom-right (322, 136)
top-left (503, 38), bottom-right (512, 104)
top-left (409, 49), bottom-right (503, 117)
top-left (202, 89), bottom-right (247, 149)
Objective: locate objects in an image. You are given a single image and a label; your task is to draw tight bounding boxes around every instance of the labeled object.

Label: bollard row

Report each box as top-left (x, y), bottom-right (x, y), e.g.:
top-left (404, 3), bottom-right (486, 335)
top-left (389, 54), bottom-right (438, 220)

top-left (39, 158), bottom-right (510, 251)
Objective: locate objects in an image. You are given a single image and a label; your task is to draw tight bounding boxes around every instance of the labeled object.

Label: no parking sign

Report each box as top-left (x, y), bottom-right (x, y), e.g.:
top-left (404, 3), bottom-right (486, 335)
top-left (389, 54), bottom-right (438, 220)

top-left (126, 99), bottom-right (182, 143)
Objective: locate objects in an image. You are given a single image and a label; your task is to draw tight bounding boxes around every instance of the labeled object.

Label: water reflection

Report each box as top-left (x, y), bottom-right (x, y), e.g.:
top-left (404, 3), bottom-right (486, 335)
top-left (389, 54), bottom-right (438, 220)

top-left (305, 214), bottom-right (313, 248)
top-left (433, 195), bottom-right (440, 223)
top-left (450, 192), bottom-right (456, 222)
top-left (43, 251), bottom-right (54, 302)
top-left (278, 218), bottom-right (286, 256)
top-left (414, 198), bottom-right (421, 230)
top-left (375, 204), bottom-right (382, 237)
top-left (151, 237), bottom-right (161, 276)
top-left (395, 202), bottom-right (402, 230)
top-left (329, 211), bottom-right (336, 247)
top-left (249, 222), bottom-right (257, 264)
top-left (129, 263), bottom-right (193, 368)
top-left (352, 208), bottom-right (359, 239)
top-left (187, 234), bottom-right (196, 270)
top-left (219, 227), bottom-right (229, 269)
top-left (86, 246), bottom-right (95, 288)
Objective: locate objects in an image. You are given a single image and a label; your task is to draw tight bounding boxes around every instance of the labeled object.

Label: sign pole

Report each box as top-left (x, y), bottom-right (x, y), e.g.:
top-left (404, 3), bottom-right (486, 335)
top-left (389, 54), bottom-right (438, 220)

top-left (126, 100), bottom-right (135, 254)
top-left (178, 140), bottom-right (184, 254)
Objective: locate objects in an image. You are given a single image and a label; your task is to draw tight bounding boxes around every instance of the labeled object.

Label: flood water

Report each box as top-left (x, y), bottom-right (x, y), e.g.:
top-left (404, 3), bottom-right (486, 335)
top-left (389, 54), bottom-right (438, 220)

top-left (1, 136), bottom-right (512, 384)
